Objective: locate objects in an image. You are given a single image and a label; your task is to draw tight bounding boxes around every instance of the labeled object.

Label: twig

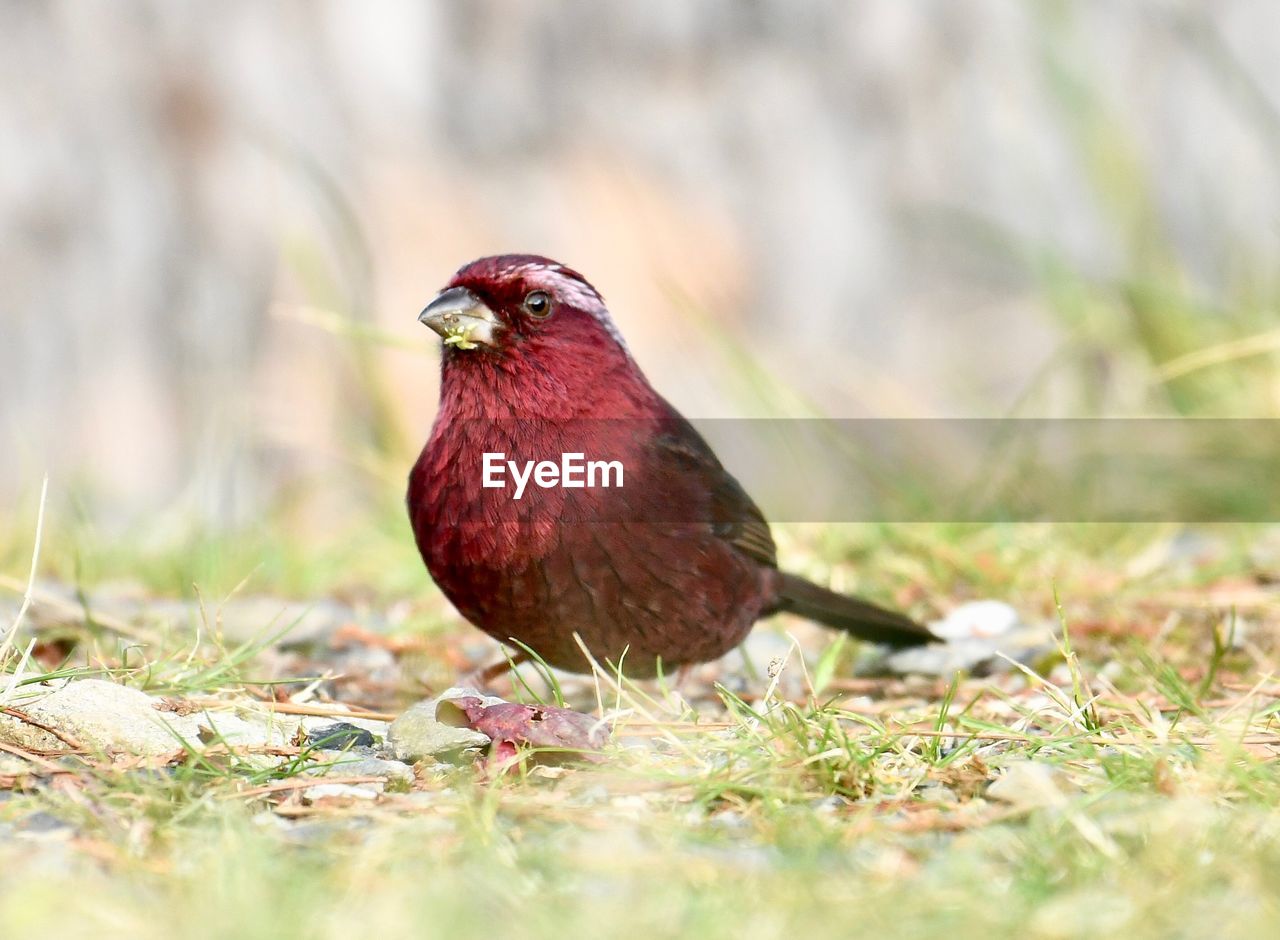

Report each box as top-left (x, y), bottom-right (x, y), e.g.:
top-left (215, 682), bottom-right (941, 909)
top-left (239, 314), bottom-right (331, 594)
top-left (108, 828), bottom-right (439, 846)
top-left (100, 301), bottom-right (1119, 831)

top-left (0, 741), bottom-right (79, 774)
top-left (0, 704), bottom-right (85, 750)
top-left (185, 697), bottom-right (398, 723)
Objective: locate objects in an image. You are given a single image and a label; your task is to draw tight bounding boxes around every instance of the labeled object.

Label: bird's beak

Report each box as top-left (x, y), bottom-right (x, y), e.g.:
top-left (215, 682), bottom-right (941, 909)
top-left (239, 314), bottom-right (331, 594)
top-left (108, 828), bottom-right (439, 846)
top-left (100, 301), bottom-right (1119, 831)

top-left (418, 287), bottom-right (501, 350)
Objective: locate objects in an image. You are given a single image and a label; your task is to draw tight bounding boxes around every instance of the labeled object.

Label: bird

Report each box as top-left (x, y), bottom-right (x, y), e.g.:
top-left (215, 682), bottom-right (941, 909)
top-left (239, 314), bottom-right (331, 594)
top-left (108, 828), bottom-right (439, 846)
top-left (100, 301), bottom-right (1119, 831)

top-left (407, 255), bottom-right (934, 678)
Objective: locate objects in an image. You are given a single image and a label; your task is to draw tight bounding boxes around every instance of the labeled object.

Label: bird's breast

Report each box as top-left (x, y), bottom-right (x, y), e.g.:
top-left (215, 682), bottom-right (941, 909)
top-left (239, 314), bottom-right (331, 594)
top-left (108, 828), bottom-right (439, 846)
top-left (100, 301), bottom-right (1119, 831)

top-left (406, 414), bottom-right (779, 673)
top-left (409, 415), bottom-right (650, 568)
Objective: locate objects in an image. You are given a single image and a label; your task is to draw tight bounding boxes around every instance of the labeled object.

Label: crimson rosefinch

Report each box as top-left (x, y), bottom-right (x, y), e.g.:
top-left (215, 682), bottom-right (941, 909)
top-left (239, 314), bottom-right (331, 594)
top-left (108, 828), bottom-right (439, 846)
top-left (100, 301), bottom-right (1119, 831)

top-left (409, 255), bottom-right (932, 677)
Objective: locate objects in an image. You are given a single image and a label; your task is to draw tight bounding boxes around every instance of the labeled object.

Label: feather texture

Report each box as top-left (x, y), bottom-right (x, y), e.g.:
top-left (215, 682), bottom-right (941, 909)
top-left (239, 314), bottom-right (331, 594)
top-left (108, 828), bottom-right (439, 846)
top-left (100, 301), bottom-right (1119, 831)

top-left (408, 255), bottom-right (934, 676)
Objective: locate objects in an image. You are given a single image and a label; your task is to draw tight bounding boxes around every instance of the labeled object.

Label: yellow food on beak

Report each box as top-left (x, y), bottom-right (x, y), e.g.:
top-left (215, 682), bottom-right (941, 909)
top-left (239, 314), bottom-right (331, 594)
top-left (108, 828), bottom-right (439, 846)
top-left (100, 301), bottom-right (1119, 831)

top-left (441, 323), bottom-right (480, 350)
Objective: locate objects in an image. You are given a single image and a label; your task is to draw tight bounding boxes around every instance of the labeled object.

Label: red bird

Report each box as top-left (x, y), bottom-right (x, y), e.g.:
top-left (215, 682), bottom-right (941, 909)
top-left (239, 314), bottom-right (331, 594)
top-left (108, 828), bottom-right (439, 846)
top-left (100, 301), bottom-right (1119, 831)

top-left (408, 255), bottom-right (933, 677)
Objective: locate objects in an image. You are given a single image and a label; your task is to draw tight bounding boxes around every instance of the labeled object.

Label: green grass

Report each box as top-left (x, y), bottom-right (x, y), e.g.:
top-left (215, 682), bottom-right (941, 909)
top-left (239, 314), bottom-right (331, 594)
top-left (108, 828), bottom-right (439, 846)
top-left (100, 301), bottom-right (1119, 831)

top-left (2, 511), bottom-right (1278, 938)
top-left (3, 656), bottom-right (1280, 940)
top-left (6, 789), bottom-right (1280, 940)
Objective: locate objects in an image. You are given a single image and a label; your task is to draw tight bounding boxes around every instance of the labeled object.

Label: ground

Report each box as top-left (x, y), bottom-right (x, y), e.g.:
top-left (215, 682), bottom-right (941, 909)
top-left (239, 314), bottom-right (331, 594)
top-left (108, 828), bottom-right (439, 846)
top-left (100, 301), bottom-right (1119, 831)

top-left (1, 520), bottom-right (1279, 939)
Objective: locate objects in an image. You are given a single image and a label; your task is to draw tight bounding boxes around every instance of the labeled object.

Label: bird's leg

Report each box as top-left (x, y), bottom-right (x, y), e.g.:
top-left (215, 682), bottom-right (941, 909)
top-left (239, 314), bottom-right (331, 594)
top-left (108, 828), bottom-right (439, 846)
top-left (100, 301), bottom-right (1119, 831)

top-left (670, 663), bottom-right (700, 700)
top-left (674, 663), bottom-right (694, 691)
top-left (464, 650), bottom-right (530, 691)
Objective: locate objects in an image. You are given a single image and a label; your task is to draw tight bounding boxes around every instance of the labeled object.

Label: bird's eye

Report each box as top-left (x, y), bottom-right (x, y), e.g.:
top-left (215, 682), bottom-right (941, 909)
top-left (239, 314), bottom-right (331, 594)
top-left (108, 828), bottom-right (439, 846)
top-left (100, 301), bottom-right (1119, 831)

top-left (523, 290), bottom-right (552, 318)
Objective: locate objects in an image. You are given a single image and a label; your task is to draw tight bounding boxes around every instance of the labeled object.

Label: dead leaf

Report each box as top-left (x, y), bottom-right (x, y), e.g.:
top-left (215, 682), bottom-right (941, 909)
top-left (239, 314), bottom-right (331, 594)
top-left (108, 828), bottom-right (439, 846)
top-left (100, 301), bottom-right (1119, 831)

top-left (436, 697), bottom-right (610, 770)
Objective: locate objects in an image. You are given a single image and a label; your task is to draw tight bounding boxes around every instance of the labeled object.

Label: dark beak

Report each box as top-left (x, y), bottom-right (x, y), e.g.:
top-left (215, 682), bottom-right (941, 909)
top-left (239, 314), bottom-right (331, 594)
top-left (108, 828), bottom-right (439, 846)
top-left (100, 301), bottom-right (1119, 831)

top-left (418, 287), bottom-right (500, 349)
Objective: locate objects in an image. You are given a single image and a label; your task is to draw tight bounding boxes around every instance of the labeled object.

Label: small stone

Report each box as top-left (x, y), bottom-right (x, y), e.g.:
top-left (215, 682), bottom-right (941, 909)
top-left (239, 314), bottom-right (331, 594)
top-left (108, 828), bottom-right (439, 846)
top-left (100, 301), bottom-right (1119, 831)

top-left (986, 761), bottom-right (1075, 810)
top-left (915, 783), bottom-right (959, 804)
top-left (308, 756), bottom-right (414, 788)
top-left (1126, 530), bottom-right (1228, 579)
top-left (299, 715), bottom-right (390, 739)
top-left (0, 754), bottom-right (34, 777)
top-left (16, 812), bottom-right (73, 834)
top-left (929, 600), bottom-right (1023, 640)
top-left (0, 679), bottom-right (200, 756)
top-left (196, 711), bottom-right (295, 750)
top-left (1249, 526), bottom-right (1280, 577)
top-left (710, 810), bottom-right (747, 830)
top-left (388, 687), bottom-right (498, 762)
top-left (873, 623), bottom-right (1053, 678)
top-left (299, 783), bottom-right (378, 804)
top-left (437, 686), bottom-right (507, 709)
top-left (305, 722), bottom-right (376, 750)
top-left (809, 795), bottom-right (847, 813)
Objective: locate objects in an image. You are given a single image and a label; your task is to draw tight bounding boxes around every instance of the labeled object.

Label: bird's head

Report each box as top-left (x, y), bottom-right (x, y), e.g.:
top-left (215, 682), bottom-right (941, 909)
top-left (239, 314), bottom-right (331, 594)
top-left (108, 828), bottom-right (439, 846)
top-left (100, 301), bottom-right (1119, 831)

top-left (419, 255), bottom-right (630, 361)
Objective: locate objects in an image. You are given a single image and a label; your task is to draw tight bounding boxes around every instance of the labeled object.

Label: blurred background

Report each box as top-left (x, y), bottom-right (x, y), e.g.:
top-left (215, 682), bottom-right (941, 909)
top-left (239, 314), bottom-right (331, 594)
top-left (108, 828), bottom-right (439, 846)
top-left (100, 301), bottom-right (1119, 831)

top-left (3, 1), bottom-right (1278, 543)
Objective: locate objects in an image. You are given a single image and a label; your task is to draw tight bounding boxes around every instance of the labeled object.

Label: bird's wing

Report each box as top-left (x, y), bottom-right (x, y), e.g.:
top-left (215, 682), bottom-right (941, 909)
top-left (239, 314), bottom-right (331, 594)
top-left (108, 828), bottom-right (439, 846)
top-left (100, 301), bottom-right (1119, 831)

top-left (648, 413), bottom-right (778, 570)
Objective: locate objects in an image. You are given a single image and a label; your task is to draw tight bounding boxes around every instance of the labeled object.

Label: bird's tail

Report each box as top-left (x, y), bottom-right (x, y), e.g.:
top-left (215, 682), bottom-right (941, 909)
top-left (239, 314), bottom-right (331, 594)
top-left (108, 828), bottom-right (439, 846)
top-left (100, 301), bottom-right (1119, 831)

top-left (774, 572), bottom-right (934, 648)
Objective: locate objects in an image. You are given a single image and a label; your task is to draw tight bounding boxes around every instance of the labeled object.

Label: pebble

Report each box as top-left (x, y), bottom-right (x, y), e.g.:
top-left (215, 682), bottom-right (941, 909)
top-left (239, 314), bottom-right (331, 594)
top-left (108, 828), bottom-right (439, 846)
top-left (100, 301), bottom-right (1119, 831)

top-left (871, 598), bottom-right (1053, 678)
top-left (0, 679), bottom-right (202, 756)
top-left (388, 687), bottom-right (498, 762)
top-left (0, 754), bottom-right (35, 777)
top-left (928, 600), bottom-right (1022, 640)
top-left (307, 756), bottom-right (414, 787)
top-left (0, 679), bottom-right (308, 761)
top-left (1249, 526), bottom-right (1280, 577)
top-left (304, 722), bottom-right (377, 750)
top-left (15, 811), bottom-right (74, 834)
top-left (914, 782), bottom-right (960, 804)
top-left (299, 714), bottom-right (390, 739)
top-left (301, 782), bottom-right (382, 802)
top-left (985, 760), bottom-right (1075, 810)
top-left (876, 628), bottom-right (1051, 677)
top-left (196, 710), bottom-right (296, 750)
top-left (252, 811), bottom-right (373, 845)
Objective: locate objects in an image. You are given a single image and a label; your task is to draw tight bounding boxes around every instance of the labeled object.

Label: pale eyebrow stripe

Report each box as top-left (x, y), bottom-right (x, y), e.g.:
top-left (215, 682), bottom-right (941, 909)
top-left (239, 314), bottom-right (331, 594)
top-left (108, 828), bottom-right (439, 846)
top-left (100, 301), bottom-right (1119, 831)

top-left (507, 263), bottom-right (631, 355)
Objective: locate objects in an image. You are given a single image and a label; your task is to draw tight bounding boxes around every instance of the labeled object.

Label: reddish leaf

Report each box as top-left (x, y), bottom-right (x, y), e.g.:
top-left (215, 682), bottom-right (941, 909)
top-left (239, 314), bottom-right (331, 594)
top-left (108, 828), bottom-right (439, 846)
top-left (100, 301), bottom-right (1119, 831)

top-left (437, 697), bottom-right (609, 767)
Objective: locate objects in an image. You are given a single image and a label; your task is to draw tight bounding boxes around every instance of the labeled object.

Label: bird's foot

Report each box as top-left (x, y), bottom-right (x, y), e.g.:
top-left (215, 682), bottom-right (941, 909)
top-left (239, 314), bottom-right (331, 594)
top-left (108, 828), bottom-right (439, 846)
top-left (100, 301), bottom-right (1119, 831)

top-left (462, 650), bottom-right (530, 693)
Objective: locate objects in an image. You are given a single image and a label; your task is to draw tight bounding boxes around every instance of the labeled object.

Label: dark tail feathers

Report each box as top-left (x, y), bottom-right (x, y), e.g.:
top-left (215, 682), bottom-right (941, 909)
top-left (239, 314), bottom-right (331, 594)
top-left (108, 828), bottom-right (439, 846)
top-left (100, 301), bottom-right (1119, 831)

top-left (774, 572), bottom-right (934, 648)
